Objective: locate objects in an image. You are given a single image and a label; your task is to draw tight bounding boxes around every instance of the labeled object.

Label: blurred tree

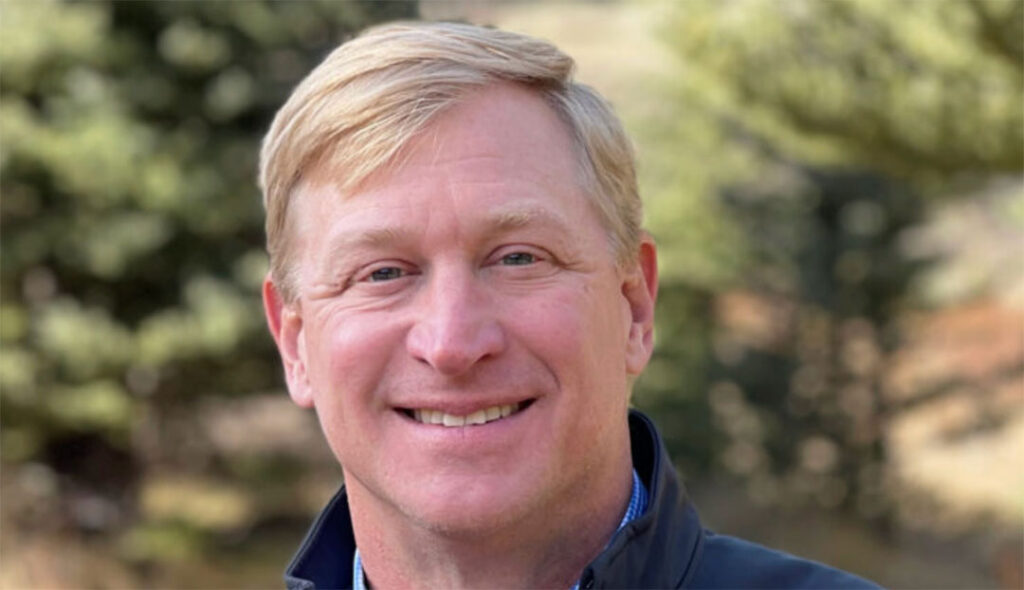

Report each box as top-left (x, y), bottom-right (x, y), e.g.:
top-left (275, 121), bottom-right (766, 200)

top-left (0, 0), bottom-right (417, 562)
top-left (669, 0), bottom-right (1021, 185)
top-left (712, 167), bottom-right (930, 531)
top-left (635, 0), bottom-right (1022, 529)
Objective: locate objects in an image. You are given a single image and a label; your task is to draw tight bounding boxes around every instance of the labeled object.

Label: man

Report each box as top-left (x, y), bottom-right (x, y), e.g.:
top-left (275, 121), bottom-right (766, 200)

top-left (259, 21), bottom-right (879, 590)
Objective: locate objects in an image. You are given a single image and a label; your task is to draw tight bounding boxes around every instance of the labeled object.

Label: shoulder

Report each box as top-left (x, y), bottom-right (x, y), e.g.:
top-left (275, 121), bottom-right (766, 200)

top-left (686, 530), bottom-right (882, 589)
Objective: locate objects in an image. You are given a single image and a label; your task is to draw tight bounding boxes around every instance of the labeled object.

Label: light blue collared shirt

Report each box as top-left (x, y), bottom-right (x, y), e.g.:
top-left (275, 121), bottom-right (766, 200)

top-left (353, 469), bottom-right (649, 590)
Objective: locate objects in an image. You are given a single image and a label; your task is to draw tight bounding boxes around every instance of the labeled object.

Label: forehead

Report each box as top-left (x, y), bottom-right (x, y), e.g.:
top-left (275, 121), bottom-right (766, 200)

top-left (306, 82), bottom-right (581, 192)
top-left (293, 83), bottom-right (597, 241)
top-left (411, 85), bottom-right (577, 180)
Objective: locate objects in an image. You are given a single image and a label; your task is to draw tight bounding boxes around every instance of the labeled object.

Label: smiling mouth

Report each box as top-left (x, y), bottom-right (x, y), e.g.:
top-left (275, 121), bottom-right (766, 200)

top-left (399, 401), bottom-right (533, 427)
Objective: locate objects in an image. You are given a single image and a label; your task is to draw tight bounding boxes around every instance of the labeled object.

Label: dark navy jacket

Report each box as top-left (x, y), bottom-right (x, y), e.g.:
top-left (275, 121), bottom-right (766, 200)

top-left (285, 410), bottom-right (880, 589)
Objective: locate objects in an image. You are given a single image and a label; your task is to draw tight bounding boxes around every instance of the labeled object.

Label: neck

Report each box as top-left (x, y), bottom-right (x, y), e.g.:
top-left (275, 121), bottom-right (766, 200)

top-left (347, 450), bottom-right (633, 589)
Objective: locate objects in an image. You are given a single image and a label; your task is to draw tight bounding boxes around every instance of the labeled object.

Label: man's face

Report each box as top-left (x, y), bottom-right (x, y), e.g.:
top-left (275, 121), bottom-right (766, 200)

top-left (264, 83), bottom-right (656, 535)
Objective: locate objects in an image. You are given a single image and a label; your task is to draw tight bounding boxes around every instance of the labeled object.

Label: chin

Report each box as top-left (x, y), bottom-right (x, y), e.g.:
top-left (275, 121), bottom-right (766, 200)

top-left (400, 479), bottom-right (540, 536)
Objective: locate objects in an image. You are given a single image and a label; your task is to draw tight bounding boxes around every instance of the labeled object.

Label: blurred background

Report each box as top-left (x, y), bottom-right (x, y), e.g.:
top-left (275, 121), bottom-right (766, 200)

top-left (1, 0), bottom-right (1021, 587)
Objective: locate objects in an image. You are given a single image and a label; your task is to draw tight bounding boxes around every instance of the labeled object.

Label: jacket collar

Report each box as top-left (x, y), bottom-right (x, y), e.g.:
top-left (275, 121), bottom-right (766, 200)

top-left (582, 410), bottom-right (705, 589)
top-left (284, 410), bottom-right (705, 590)
top-left (285, 482), bottom-right (354, 590)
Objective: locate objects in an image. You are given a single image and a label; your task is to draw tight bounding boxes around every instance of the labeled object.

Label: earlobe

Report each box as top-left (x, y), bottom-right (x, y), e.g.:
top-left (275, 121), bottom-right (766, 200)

top-left (263, 275), bottom-right (314, 408)
top-left (623, 235), bottom-right (658, 375)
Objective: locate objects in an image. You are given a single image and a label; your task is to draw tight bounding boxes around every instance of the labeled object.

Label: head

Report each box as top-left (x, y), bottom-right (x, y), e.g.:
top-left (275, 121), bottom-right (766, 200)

top-left (259, 22), bottom-right (658, 540)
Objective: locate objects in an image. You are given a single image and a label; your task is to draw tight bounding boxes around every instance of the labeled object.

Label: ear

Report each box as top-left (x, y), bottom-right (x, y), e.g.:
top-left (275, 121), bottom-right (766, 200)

top-left (263, 275), bottom-right (314, 408)
top-left (622, 233), bottom-right (658, 376)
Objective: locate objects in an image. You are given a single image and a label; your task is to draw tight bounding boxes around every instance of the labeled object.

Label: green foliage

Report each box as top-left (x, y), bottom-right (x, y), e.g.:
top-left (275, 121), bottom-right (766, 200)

top-left (1, 0), bottom-right (417, 530)
top-left (665, 0), bottom-right (1022, 184)
top-left (636, 0), bottom-right (1021, 521)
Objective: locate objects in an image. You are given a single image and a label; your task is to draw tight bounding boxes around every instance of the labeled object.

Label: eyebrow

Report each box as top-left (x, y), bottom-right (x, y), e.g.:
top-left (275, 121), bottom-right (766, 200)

top-left (312, 202), bottom-right (576, 281)
top-left (313, 227), bottom-right (409, 284)
top-left (485, 203), bottom-right (573, 233)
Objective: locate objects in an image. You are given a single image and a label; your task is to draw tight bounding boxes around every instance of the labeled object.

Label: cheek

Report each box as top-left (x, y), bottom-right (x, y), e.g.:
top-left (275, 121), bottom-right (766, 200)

top-left (510, 286), bottom-right (630, 466)
top-left (506, 290), bottom-right (585, 352)
top-left (304, 312), bottom-right (407, 463)
top-left (305, 311), bottom-right (406, 408)
top-left (507, 283), bottom-right (628, 385)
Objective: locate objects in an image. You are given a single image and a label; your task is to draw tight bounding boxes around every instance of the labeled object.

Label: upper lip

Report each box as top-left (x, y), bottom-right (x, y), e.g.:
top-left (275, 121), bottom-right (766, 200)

top-left (393, 397), bottom-right (534, 416)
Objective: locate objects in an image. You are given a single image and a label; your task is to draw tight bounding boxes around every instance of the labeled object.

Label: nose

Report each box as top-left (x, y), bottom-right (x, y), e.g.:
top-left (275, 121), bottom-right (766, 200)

top-left (406, 268), bottom-right (506, 376)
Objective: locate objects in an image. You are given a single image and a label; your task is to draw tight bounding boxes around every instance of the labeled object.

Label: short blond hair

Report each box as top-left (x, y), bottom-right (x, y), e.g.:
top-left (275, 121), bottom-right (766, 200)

top-left (259, 21), bottom-right (641, 301)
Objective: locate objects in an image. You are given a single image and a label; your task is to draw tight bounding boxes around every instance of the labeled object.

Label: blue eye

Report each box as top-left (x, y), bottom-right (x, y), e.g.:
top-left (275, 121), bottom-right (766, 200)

top-left (501, 252), bottom-right (535, 266)
top-left (369, 267), bottom-right (404, 281)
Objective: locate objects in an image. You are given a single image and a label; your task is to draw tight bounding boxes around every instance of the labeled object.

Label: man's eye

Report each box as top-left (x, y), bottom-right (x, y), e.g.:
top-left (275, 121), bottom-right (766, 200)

top-left (501, 252), bottom-right (535, 266)
top-left (368, 267), bottom-right (405, 282)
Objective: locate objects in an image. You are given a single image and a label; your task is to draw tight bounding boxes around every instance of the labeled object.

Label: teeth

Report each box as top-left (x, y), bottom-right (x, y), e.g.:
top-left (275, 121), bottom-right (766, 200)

top-left (410, 403), bottom-right (521, 427)
top-left (443, 413), bottom-right (465, 427)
